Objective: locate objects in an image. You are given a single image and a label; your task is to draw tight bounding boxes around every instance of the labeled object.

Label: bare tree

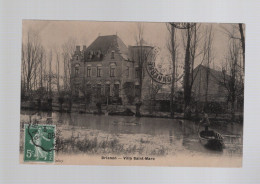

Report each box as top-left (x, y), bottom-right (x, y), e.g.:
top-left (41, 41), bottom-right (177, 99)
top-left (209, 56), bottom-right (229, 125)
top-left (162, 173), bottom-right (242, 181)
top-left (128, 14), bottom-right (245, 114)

top-left (62, 38), bottom-right (77, 111)
top-left (182, 24), bottom-right (192, 116)
top-left (54, 48), bottom-right (61, 94)
top-left (220, 24), bottom-right (245, 120)
top-left (62, 38), bottom-right (76, 91)
top-left (204, 25), bottom-right (215, 105)
top-left (21, 30), bottom-right (44, 98)
top-left (36, 46), bottom-right (46, 102)
top-left (167, 23), bottom-right (178, 118)
top-left (47, 50), bottom-right (53, 98)
top-left (39, 47), bottom-right (45, 90)
top-left (181, 24), bottom-right (200, 117)
top-left (239, 23), bottom-right (245, 71)
top-left (220, 39), bottom-right (243, 121)
top-left (134, 23), bottom-right (157, 117)
top-left (148, 81), bottom-right (163, 113)
top-left (222, 23), bottom-right (245, 71)
top-left (180, 23), bottom-right (213, 117)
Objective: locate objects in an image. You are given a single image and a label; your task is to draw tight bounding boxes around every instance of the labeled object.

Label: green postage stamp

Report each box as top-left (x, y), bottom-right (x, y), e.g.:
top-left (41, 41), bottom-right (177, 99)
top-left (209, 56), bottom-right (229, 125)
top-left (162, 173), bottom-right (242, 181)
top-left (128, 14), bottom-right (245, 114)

top-left (24, 124), bottom-right (55, 163)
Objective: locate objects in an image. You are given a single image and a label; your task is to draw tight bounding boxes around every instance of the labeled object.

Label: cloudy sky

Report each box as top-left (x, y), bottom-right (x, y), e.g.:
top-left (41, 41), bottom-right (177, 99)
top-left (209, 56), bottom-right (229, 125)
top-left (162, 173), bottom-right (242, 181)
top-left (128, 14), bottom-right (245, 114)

top-left (22, 20), bottom-right (236, 70)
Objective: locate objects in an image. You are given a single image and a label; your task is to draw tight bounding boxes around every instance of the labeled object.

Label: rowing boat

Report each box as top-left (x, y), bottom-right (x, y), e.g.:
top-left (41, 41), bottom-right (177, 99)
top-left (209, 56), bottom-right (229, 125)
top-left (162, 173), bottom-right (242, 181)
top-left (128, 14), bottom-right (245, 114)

top-left (198, 130), bottom-right (225, 151)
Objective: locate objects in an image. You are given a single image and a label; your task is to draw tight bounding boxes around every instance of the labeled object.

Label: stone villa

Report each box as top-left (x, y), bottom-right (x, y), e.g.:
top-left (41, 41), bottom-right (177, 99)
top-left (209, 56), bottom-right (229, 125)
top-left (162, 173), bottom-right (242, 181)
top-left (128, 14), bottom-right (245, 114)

top-left (71, 35), bottom-right (153, 105)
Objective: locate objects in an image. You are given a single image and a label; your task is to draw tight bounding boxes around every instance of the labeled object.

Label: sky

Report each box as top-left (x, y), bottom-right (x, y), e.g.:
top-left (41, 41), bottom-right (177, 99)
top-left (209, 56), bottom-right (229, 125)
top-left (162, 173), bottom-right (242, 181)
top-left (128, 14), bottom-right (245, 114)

top-left (22, 20), bottom-right (236, 71)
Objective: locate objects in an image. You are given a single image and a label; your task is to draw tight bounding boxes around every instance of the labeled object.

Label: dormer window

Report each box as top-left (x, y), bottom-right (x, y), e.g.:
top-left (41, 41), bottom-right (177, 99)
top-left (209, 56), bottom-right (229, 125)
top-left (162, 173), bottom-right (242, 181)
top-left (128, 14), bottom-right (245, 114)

top-left (111, 51), bottom-right (115, 59)
top-left (97, 50), bottom-right (101, 58)
top-left (88, 51), bottom-right (94, 59)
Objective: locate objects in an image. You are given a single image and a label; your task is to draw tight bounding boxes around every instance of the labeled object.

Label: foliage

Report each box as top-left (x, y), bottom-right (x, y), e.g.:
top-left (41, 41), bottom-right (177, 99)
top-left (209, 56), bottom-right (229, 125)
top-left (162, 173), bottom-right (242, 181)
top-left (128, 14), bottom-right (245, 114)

top-left (204, 102), bottom-right (225, 117)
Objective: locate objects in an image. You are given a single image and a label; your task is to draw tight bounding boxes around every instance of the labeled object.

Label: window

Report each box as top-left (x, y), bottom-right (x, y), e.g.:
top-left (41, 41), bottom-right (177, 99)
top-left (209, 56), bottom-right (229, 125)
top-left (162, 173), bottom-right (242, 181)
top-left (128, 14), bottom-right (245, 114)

top-left (110, 63), bottom-right (116, 77)
top-left (97, 66), bottom-right (102, 77)
top-left (105, 84), bottom-right (110, 97)
top-left (114, 84), bottom-right (119, 97)
top-left (111, 51), bottom-right (115, 59)
top-left (135, 68), bottom-right (139, 78)
top-left (87, 67), bottom-right (91, 77)
top-left (126, 66), bottom-right (129, 77)
top-left (110, 67), bottom-right (115, 77)
top-left (76, 55), bottom-right (79, 60)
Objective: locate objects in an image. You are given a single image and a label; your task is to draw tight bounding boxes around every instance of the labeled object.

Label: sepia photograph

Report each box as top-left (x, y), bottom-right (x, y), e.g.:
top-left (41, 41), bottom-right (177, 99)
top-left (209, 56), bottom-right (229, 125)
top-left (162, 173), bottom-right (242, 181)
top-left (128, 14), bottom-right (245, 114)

top-left (19, 20), bottom-right (244, 167)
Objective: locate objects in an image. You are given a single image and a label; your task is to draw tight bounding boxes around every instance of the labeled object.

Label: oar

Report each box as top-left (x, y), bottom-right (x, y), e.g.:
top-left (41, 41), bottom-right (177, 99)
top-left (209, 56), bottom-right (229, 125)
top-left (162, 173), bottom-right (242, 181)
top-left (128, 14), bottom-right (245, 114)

top-left (222, 134), bottom-right (241, 138)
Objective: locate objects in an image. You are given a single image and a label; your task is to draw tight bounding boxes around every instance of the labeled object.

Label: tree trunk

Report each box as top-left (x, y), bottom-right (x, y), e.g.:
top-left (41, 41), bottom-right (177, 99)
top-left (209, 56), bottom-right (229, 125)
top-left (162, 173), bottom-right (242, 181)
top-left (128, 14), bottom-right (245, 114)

top-left (239, 23), bottom-right (245, 71)
top-left (135, 102), bottom-right (142, 117)
top-left (83, 55), bottom-right (86, 112)
top-left (170, 25), bottom-right (176, 118)
top-left (184, 27), bottom-right (191, 116)
top-left (59, 103), bottom-right (63, 112)
top-left (68, 98), bottom-right (72, 112)
top-left (231, 99), bottom-right (235, 122)
top-left (205, 67), bottom-right (209, 107)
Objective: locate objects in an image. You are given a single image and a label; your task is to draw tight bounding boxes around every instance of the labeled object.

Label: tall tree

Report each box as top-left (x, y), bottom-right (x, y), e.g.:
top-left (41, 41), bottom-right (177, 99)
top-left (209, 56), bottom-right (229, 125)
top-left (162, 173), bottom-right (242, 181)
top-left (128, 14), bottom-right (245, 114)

top-left (238, 23), bottom-right (245, 71)
top-left (222, 23), bottom-right (245, 71)
top-left (180, 23), bottom-right (211, 117)
top-left (167, 23), bottom-right (178, 118)
top-left (204, 25), bottom-right (214, 105)
top-left (21, 30), bottom-right (44, 97)
top-left (134, 23), bottom-right (157, 117)
top-left (62, 38), bottom-right (77, 111)
top-left (37, 46), bottom-right (46, 100)
top-left (54, 49), bottom-right (60, 94)
top-left (183, 24), bottom-right (192, 115)
top-left (48, 50), bottom-right (53, 98)
top-left (220, 39), bottom-right (243, 121)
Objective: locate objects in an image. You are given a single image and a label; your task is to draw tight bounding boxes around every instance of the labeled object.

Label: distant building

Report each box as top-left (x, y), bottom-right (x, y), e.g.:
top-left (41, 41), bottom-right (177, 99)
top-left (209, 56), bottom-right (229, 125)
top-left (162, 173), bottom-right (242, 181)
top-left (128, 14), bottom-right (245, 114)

top-left (192, 64), bottom-right (228, 103)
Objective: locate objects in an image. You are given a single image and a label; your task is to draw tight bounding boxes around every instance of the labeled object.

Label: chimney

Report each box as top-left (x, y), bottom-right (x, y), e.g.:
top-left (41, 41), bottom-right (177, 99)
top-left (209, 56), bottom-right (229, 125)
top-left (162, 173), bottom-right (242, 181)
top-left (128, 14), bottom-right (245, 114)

top-left (83, 45), bottom-right (86, 51)
top-left (76, 45), bottom-right (80, 52)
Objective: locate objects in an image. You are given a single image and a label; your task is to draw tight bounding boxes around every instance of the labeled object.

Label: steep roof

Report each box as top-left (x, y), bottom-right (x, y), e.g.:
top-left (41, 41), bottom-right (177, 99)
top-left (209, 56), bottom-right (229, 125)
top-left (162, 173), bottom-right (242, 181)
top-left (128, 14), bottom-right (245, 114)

top-left (86, 35), bottom-right (129, 60)
top-left (193, 64), bottom-right (226, 82)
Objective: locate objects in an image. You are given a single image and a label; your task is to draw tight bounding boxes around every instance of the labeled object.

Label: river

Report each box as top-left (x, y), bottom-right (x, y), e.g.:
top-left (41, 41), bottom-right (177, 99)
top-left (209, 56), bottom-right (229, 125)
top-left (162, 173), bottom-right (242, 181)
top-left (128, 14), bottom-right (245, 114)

top-left (20, 110), bottom-right (243, 166)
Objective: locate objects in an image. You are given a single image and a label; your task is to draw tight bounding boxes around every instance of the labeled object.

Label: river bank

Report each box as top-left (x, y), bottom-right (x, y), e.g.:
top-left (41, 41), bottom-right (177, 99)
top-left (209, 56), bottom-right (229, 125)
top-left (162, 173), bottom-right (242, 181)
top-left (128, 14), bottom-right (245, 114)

top-left (21, 100), bottom-right (243, 125)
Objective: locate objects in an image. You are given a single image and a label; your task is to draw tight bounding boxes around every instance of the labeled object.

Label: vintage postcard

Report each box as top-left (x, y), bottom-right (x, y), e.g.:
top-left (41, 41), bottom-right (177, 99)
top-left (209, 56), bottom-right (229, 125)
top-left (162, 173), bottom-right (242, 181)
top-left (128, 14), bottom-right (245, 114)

top-left (20, 20), bottom-right (244, 167)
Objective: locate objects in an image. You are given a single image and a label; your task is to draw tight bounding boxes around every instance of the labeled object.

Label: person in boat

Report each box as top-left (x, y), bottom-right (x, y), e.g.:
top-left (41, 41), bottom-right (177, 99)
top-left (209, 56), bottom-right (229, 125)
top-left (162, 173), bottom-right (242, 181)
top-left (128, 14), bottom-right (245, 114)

top-left (200, 111), bottom-right (211, 132)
